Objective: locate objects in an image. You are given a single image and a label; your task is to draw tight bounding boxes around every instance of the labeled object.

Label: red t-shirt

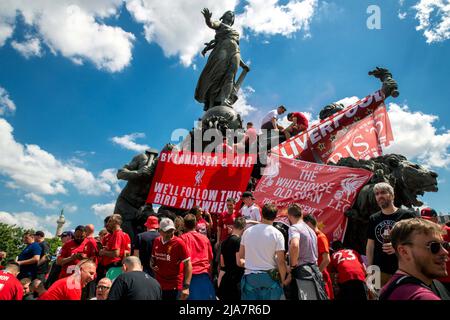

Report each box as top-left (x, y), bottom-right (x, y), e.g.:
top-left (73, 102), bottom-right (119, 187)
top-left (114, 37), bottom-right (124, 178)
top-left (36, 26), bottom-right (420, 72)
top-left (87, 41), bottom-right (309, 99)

top-left (180, 231), bottom-right (213, 275)
top-left (244, 128), bottom-right (257, 144)
top-left (218, 211), bottom-right (236, 242)
top-left (196, 218), bottom-right (208, 237)
top-left (0, 271), bottom-right (23, 300)
top-left (59, 238), bottom-right (98, 278)
top-left (152, 236), bottom-right (190, 291)
top-left (102, 229), bottom-right (129, 266)
top-left (329, 249), bottom-right (366, 283)
top-left (38, 277), bottom-right (82, 300)
top-left (316, 230), bottom-right (333, 299)
top-left (292, 112), bottom-right (309, 128)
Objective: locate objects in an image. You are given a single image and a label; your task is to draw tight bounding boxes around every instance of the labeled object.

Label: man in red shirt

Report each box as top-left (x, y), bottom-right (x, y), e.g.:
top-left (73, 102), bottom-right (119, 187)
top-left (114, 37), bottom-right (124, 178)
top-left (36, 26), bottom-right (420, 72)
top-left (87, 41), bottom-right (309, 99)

top-left (57, 225), bottom-right (98, 279)
top-left (0, 261), bottom-right (23, 300)
top-left (282, 112), bottom-right (309, 140)
top-left (39, 259), bottom-right (96, 300)
top-left (329, 241), bottom-right (368, 300)
top-left (216, 198), bottom-right (237, 250)
top-left (99, 214), bottom-right (130, 271)
top-left (151, 218), bottom-right (192, 300)
top-left (180, 214), bottom-right (215, 300)
top-left (304, 214), bottom-right (333, 299)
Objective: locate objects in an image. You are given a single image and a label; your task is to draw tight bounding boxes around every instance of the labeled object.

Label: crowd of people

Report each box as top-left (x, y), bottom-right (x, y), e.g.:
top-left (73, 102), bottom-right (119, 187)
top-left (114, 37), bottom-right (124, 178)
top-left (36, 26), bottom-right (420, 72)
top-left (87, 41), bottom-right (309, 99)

top-left (0, 107), bottom-right (449, 301)
top-left (0, 181), bottom-right (448, 301)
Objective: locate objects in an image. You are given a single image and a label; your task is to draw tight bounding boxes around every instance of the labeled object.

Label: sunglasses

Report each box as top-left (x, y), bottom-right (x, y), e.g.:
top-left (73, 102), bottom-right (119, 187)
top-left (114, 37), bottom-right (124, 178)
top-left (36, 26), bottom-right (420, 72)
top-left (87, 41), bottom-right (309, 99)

top-left (427, 241), bottom-right (450, 254)
top-left (404, 241), bottom-right (450, 254)
top-left (96, 285), bottom-right (110, 290)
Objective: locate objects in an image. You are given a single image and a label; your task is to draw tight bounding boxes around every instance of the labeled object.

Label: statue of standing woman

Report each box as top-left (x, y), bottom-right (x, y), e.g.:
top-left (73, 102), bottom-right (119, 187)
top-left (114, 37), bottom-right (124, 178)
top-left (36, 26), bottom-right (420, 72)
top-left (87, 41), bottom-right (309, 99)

top-left (195, 8), bottom-right (250, 111)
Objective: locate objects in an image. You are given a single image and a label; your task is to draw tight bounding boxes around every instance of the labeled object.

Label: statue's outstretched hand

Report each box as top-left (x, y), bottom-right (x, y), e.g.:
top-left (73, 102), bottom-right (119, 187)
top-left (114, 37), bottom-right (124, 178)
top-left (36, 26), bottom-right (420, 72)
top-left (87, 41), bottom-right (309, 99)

top-left (201, 8), bottom-right (212, 20)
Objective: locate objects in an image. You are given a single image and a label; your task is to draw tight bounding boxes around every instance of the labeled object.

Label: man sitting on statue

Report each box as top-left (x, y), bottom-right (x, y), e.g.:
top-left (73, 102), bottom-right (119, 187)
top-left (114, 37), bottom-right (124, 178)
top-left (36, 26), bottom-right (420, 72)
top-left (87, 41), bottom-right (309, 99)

top-left (281, 112), bottom-right (309, 141)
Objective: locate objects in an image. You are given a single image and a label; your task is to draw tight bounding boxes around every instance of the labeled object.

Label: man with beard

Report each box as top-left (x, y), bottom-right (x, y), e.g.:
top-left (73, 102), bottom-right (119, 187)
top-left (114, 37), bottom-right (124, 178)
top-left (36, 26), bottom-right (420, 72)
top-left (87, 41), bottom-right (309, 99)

top-left (379, 218), bottom-right (450, 300)
top-left (366, 182), bottom-right (417, 288)
top-left (57, 226), bottom-right (98, 279)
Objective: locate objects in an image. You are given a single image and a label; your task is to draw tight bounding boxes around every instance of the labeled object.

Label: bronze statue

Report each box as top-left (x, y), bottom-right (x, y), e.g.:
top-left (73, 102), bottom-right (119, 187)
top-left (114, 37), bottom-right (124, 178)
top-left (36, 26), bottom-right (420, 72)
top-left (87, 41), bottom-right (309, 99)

top-left (195, 8), bottom-right (250, 111)
top-left (114, 148), bottom-right (158, 241)
top-left (333, 154), bottom-right (438, 253)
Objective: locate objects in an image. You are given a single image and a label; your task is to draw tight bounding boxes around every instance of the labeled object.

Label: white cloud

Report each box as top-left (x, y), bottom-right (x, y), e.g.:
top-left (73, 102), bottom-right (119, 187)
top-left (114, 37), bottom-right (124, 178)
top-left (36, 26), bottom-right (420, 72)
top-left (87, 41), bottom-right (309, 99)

top-left (384, 103), bottom-right (450, 168)
top-left (0, 210), bottom-right (72, 238)
top-left (0, 22), bottom-right (14, 46)
top-left (111, 132), bottom-right (150, 152)
top-left (99, 168), bottom-right (122, 194)
top-left (11, 37), bottom-right (43, 58)
top-left (0, 118), bottom-right (116, 195)
top-left (24, 193), bottom-right (61, 209)
top-left (126, 0), bottom-right (238, 67)
top-left (0, 86), bottom-right (16, 115)
top-left (413, 0), bottom-right (450, 43)
top-left (335, 96), bottom-right (359, 107)
top-left (238, 0), bottom-right (318, 37)
top-left (23, 193), bottom-right (78, 213)
top-left (234, 86), bottom-right (257, 117)
top-left (126, 0), bottom-right (317, 67)
top-left (0, 1), bottom-right (135, 72)
top-left (91, 202), bottom-right (116, 219)
top-left (398, 11), bottom-right (408, 20)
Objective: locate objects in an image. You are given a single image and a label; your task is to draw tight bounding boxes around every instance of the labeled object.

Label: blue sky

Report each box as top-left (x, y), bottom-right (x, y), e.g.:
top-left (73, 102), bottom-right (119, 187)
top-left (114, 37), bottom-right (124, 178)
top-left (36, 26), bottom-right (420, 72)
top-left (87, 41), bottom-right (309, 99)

top-left (0, 0), bottom-right (449, 236)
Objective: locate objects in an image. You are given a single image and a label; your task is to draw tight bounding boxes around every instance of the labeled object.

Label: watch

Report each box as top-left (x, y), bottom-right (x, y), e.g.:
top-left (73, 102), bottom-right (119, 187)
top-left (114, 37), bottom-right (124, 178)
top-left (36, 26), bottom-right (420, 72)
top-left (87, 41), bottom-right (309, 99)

top-left (183, 283), bottom-right (190, 290)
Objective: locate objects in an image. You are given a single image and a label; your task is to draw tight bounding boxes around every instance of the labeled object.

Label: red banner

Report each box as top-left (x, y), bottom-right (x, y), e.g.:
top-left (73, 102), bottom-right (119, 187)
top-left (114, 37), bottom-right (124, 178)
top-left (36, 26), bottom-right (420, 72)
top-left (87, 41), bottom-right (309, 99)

top-left (146, 151), bottom-right (256, 214)
top-left (316, 104), bottom-right (394, 163)
top-left (253, 156), bottom-right (373, 241)
top-left (272, 90), bottom-right (386, 160)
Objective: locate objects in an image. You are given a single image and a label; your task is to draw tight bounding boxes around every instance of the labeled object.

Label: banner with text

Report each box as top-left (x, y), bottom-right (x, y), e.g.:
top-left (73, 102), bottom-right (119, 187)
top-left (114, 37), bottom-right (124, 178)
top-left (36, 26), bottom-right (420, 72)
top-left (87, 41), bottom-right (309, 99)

top-left (272, 90), bottom-right (386, 161)
top-left (253, 156), bottom-right (373, 241)
top-left (146, 151), bottom-right (256, 214)
top-left (316, 104), bottom-right (394, 163)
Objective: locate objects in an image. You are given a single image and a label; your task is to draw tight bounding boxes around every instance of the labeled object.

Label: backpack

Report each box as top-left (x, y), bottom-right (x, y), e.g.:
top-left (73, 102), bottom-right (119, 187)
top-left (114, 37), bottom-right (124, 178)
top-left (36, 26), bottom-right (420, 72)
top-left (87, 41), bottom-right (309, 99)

top-left (379, 275), bottom-right (450, 300)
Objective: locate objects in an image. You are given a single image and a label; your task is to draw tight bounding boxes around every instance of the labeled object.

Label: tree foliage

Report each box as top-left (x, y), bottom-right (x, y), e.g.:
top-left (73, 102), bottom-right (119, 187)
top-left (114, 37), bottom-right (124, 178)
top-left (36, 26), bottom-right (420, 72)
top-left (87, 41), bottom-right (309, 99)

top-left (0, 223), bottom-right (61, 266)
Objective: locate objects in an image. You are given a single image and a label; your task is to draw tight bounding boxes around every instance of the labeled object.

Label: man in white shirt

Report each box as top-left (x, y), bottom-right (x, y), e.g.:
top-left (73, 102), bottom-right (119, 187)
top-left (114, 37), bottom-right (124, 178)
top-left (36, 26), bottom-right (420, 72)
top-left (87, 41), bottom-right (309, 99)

top-left (239, 191), bottom-right (261, 227)
top-left (237, 203), bottom-right (290, 300)
top-left (261, 105), bottom-right (287, 130)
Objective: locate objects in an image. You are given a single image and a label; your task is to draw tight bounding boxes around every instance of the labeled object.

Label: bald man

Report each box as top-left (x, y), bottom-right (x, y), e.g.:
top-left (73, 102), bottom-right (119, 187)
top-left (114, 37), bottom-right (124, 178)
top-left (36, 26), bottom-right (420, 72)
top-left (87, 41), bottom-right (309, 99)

top-left (85, 224), bottom-right (95, 238)
top-left (108, 256), bottom-right (161, 300)
top-left (91, 278), bottom-right (112, 300)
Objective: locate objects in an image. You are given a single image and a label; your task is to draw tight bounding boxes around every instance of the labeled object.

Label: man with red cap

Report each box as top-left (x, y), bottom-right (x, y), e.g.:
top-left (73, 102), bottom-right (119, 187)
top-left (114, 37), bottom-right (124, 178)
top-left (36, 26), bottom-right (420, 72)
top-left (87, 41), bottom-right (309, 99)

top-left (421, 207), bottom-right (438, 224)
top-left (133, 215), bottom-right (160, 276)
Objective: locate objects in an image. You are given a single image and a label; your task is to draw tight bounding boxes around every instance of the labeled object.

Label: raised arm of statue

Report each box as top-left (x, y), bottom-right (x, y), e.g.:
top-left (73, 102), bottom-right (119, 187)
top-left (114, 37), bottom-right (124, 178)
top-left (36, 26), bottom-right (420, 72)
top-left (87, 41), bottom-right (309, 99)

top-left (117, 154), bottom-right (151, 181)
top-left (202, 8), bottom-right (220, 30)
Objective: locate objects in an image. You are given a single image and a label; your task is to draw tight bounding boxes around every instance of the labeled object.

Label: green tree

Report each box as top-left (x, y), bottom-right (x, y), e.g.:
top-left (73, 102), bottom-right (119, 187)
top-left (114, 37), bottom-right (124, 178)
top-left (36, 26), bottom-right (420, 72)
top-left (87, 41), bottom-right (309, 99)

top-left (0, 223), bottom-right (62, 266)
top-left (0, 223), bottom-right (31, 266)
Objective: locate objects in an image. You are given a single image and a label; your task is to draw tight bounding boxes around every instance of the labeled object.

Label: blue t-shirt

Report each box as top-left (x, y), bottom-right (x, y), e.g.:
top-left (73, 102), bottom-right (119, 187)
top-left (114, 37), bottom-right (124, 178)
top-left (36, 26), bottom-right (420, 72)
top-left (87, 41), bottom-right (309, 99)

top-left (18, 242), bottom-right (42, 279)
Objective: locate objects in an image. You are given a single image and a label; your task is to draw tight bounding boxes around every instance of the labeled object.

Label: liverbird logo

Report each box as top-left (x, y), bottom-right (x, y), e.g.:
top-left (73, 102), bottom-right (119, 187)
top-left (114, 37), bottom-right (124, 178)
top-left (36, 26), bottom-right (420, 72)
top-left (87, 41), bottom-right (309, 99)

top-left (334, 174), bottom-right (367, 202)
top-left (194, 169), bottom-right (206, 186)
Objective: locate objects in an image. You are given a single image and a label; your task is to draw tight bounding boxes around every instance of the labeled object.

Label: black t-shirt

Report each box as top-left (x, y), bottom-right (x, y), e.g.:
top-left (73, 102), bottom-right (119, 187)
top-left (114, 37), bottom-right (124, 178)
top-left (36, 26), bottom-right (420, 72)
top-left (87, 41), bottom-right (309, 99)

top-left (134, 230), bottom-right (159, 273)
top-left (108, 271), bottom-right (162, 300)
top-left (367, 208), bottom-right (417, 274)
top-left (221, 235), bottom-right (244, 276)
top-left (37, 241), bottom-right (50, 274)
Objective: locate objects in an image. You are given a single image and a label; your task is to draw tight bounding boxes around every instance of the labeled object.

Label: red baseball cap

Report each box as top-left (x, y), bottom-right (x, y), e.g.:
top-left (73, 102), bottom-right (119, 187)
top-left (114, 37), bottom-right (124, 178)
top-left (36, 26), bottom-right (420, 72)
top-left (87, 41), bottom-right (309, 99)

top-left (421, 207), bottom-right (437, 221)
top-left (144, 216), bottom-right (159, 229)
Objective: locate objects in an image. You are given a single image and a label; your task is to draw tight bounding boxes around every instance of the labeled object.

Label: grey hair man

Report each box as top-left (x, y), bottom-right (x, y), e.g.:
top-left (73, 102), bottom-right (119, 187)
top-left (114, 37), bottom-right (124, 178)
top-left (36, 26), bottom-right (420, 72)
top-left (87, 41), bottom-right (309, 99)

top-left (366, 182), bottom-right (417, 288)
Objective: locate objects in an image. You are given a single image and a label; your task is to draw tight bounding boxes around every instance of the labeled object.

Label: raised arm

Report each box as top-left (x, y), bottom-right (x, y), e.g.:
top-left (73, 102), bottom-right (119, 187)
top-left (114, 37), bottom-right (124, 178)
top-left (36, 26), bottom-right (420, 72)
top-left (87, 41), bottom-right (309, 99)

top-left (202, 8), bottom-right (220, 30)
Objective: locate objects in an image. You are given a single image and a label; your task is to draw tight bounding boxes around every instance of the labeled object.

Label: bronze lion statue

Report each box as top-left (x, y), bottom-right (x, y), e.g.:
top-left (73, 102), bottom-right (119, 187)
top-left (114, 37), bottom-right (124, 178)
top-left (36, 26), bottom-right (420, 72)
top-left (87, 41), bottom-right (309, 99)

top-left (331, 154), bottom-right (438, 253)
